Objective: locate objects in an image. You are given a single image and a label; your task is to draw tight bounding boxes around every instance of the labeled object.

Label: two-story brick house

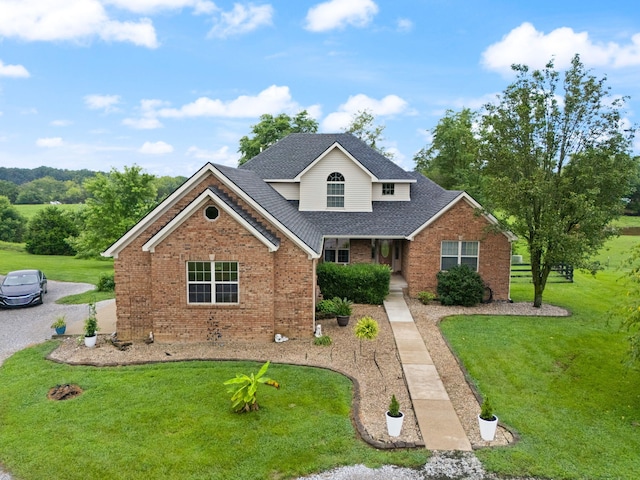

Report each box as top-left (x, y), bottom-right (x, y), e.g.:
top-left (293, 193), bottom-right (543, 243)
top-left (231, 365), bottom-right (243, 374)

top-left (103, 133), bottom-right (514, 343)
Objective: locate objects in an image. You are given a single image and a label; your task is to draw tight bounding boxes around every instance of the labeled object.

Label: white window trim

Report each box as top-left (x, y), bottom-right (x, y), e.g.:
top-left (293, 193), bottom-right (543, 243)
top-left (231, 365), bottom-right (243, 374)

top-left (382, 183), bottom-right (395, 196)
top-left (186, 261), bottom-right (239, 305)
top-left (440, 241), bottom-right (479, 271)
top-left (327, 172), bottom-right (345, 208)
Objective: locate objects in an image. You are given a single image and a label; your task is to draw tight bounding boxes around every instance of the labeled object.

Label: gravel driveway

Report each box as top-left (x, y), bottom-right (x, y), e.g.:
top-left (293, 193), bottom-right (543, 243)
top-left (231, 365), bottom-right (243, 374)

top-left (0, 276), bottom-right (96, 365)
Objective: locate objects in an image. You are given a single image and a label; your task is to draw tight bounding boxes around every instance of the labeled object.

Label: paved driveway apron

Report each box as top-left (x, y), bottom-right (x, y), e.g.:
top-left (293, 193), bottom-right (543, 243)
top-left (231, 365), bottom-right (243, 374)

top-left (0, 277), bottom-right (95, 365)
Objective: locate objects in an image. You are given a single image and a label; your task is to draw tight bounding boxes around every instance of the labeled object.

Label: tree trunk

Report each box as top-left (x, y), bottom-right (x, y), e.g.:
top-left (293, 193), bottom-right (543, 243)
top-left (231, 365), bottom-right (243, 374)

top-left (530, 248), bottom-right (552, 308)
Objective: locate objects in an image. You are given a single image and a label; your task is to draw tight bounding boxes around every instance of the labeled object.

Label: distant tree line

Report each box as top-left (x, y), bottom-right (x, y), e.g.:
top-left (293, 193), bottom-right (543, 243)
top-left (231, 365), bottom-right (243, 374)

top-left (0, 166), bottom-right (186, 257)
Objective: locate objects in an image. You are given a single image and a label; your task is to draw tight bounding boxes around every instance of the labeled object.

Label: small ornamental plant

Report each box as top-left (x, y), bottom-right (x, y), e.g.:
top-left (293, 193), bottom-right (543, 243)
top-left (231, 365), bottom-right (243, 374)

top-left (417, 291), bottom-right (436, 305)
top-left (51, 316), bottom-right (66, 329)
top-left (83, 302), bottom-right (99, 337)
top-left (313, 335), bottom-right (332, 346)
top-left (332, 297), bottom-right (353, 316)
top-left (388, 394), bottom-right (401, 418)
top-left (223, 361), bottom-right (280, 413)
top-left (479, 397), bottom-right (496, 421)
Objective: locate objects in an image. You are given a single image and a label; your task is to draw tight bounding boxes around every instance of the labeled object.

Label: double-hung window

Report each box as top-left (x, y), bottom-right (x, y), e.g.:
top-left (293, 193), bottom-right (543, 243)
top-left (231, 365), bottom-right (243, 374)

top-left (187, 261), bottom-right (239, 304)
top-left (327, 172), bottom-right (345, 208)
top-left (441, 241), bottom-right (479, 271)
top-left (323, 238), bottom-right (350, 263)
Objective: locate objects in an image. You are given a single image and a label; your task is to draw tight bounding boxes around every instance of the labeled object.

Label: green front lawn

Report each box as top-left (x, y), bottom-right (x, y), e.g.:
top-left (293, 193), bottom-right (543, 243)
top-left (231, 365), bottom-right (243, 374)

top-left (0, 345), bottom-right (427, 480)
top-left (440, 236), bottom-right (640, 479)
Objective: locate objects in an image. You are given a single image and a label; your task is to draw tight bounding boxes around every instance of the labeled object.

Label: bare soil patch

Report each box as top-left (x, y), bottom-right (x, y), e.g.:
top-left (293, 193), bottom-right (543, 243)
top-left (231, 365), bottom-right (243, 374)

top-left (47, 384), bottom-right (83, 401)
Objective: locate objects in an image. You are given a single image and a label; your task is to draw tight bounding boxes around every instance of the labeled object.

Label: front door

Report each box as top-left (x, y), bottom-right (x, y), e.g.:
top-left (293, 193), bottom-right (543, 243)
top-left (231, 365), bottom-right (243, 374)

top-left (378, 239), bottom-right (393, 267)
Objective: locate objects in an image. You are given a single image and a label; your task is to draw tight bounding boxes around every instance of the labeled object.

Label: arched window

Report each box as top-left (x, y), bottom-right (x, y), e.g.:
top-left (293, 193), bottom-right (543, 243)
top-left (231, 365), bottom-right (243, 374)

top-left (327, 172), bottom-right (345, 208)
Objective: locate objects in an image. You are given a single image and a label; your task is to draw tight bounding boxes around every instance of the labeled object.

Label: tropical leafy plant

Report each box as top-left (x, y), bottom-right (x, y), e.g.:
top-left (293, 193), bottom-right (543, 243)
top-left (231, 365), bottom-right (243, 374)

top-left (332, 297), bottom-right (353, 316)
top-left (51, 316), bottom-right (66, 329)
top-left (223, 361), bottom-right (280, 412)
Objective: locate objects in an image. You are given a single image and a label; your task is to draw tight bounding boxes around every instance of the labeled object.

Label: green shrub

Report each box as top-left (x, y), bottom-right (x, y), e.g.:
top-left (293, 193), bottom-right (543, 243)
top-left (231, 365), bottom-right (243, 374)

top-left (24, 205), bottom-right (78, 255)
top-left (316, 299), bottom-right (337, 314)
top-left (332, 297), bottom-right (353, 316)
top-left (96, 273), bottom-right (115, 292)
top-left (313, 335), bottom-right (332, 346)
top-left (317, 262), bottom-right (390, 304)
top-left (417, 291), bottom-right (436, 305)
top-left (436, 264), bottom-right (484, 306)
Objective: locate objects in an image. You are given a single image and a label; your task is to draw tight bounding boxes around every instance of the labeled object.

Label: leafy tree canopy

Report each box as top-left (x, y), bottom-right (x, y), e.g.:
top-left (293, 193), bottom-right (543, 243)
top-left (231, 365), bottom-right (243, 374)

top-left (414, 108), bottom-right (484, 201)
top-left (481, 54), bottom-right (637, 307)
top-left (70, 165), bottom-right (157, 258)
top-left (238, 110), bottom-right (318, 165)
top-left (0, 195), bottom-right (26, 243)
top-left (343, 109), bottom-right (394, 159)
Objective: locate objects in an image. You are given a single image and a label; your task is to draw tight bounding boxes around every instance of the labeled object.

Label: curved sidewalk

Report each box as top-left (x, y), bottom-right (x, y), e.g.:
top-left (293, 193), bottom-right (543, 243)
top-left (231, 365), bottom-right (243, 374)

top-left (384, 281), bottom-right (472, 451)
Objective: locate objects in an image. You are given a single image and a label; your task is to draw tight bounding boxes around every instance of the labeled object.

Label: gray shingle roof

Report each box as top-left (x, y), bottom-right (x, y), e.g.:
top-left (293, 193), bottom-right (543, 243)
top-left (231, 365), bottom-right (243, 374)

top-left (214, 164), bottom-right (324, 254)
top-left (297, 172), bottom-right (462, 237)
top-left (208, 185), bottom-right (280, 248)
top-left (239, 133), bottom-right (416, 181)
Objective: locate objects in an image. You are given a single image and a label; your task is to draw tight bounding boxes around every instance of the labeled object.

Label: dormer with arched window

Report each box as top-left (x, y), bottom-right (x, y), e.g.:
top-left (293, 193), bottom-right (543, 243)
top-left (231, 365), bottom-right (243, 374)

top-left (326, 172), bottom-right (345, 208)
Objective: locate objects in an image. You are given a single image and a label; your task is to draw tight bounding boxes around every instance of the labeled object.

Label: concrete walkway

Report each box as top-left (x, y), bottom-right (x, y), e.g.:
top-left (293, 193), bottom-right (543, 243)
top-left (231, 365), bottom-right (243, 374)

top-left (384, 277), bottom-right (472, 451)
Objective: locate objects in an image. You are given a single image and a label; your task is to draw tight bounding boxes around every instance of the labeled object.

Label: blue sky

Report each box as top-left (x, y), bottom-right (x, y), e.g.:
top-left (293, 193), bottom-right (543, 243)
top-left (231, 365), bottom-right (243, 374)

top-left (0, 0), bottom-right (639, 177)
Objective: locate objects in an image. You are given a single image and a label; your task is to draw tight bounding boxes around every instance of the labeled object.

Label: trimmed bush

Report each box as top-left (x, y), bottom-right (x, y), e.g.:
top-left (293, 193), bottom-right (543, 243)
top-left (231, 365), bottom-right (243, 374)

top-left (24, 205), bottom-right (77, 255)
top-left (436, 264), bottom-right (484, 306)
top-left (96, 273), bottom-right (115, 292)
top-left (317, 262), bottom-right (390, 304)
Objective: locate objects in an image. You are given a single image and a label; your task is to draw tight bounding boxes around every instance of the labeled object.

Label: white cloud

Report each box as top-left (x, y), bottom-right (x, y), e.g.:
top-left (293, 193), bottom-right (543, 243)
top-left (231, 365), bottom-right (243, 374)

top-left (0, 0), bottom-right (158, 48)
top-left (51, 119), bottom-right (73, 126)
top-left (482, 22), bottom-right (640, 75)
top-left (123, 98), bottom-right (168, 129)
top-left (306, 0), bottom-right (378, 32)
top-left (186, 145), bottom-right (238, 166)
top-left (157, 85), bottom-right (299, 118)
top-left (396, 18), bottom-right (413, 33)
top-left (84, 94), bottom-right (121, 112)
top-left (36, 137), bottom-right (64, 147)
top-left (321, 93), bottom-right (408, 131)
top-left (139, 140), bottom-right (174, 154)
top-left (0, 60), bottom-right (30, 78)
top-left (105, 0), bottom-right (216, 14)
top-left (208, 3), bottom-right (273, 38)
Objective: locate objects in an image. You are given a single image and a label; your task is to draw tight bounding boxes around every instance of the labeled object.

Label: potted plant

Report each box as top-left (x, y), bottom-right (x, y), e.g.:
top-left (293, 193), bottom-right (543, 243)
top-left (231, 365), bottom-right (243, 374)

top-left (51, 316), bottom-right (66, 335)
top-left (83, 302), bottom-right (99, 348)
top-left (385, 394), bottom-right (404, 437)
top-left (478, 397), bottom-right (498, 441)
top-left (333, 297), bottom-right (353, 327)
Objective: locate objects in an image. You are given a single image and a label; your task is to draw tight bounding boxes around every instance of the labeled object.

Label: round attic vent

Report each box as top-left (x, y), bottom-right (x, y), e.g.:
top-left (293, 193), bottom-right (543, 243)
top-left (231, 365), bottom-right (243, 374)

top-left (205, 205), bottom-right (219, 221)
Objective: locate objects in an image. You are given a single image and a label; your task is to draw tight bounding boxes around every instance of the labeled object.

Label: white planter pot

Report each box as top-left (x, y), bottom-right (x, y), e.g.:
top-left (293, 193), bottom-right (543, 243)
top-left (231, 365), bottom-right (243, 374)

top-left (386, 411), bottom-right (404, 437)
top-left (478, 414), bottom-right (498, 441)
top-left (84, 335), bottom-right (97, 348)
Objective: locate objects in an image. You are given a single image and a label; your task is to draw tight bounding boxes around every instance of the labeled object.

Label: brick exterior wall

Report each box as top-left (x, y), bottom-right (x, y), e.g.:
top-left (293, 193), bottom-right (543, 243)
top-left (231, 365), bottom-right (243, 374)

top-left (403, 199), bottom-right (512, 301)
top-left (114, 172), bottom-right (315, 343)
top-left (350, 239), bottom-right (372, 263)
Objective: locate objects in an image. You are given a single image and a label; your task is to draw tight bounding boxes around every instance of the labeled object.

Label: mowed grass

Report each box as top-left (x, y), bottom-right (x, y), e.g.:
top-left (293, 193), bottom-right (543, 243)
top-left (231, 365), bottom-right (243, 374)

top-left (14, 203), bottom-right (83, 220)
top-left (0, 242), bottom-right (113, 285)
top-left (0, 344), bottom-right (427, 480)
top-left (440, 235), bottom-right (640, 479)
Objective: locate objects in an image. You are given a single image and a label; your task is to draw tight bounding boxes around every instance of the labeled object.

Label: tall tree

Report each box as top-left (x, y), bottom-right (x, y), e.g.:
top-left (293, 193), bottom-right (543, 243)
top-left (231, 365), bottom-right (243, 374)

top-left (0, 196), bottom-right (26, 242)
top-left (70, 165), bottom-right (157, 258)
top-left (343, 109), bottom-right (394, 159)
top-left (414, 108), bottom-right (484, 201)
top-left (481, 55), bottom-right (636, 307)
top-left (25, 206), bottom-right (78, 255)
top-left (238, 110), bottom-right (318, 165)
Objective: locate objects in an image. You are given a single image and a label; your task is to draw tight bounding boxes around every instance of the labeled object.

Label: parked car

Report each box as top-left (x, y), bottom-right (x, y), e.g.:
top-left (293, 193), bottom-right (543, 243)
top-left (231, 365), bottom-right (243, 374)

top-left (0, 270), bottom-right (47, 308)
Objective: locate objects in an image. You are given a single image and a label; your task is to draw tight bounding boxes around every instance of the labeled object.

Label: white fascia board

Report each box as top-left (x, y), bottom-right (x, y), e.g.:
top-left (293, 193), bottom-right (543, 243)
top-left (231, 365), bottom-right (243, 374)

top-left (102, 163), bottom-right (219, 258)
top-left (293, 143), bottom-right (376, 182)
top-left (375, 179), bottom-right (417, 184)
top-left (142, 190), bottom-right (279, 253)
top-left (407, 192), bottom-right (518, 242)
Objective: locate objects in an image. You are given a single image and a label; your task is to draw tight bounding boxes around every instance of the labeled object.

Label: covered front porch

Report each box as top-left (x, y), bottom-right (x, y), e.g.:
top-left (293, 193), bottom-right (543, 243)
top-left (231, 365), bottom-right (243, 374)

top-left (322, 237), bottom-right (405, 273)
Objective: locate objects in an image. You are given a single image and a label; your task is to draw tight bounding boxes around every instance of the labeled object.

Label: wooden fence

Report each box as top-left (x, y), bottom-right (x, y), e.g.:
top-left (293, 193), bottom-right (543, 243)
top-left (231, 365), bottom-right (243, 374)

top-left (510, 263), bottom-right (574, 283)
